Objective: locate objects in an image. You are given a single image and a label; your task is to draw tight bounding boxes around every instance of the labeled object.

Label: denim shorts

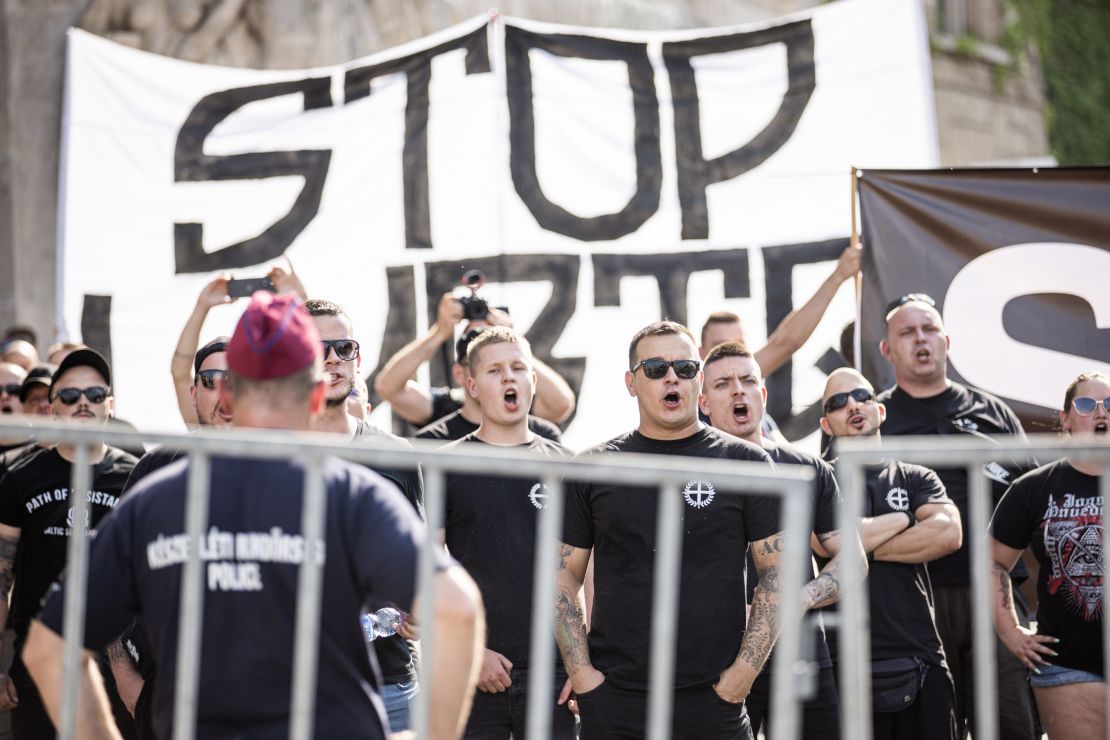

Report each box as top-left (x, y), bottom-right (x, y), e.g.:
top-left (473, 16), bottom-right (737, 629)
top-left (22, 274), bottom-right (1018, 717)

top-left (1029, 662), bottom-right (1104, 688)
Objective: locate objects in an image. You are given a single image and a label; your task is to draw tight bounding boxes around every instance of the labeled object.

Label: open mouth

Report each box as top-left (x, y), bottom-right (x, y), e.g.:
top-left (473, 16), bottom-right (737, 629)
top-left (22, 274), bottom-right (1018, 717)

top-left (662, 391), bottom-right (681, 409)
top-left (915, 349), bottom-right (931, 362)
top-left (1095, 421), bottom-right (1108, 435)
top-left (847, 412), bottom-right (868, 431)
top-left (731, 402), bottom-right (750, 423)
top-left (327, 372), bottom-right (343, 385)
top-left (503, 388), bottom-right (519, 412)
top-left (0, 406), bottom-right (11, 415)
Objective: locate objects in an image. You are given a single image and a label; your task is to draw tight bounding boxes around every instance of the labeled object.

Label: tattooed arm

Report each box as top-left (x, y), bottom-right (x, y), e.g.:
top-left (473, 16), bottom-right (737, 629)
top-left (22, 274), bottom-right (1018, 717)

top-left (715, 531), bottom-right (784, 703)
top-left (554, 542), bottom-right (603, 694)
top-left (0, 523), bottom-right (20, 709)
top-left (802, 529), bottom-right (867, 611)
top-left (991, 537), bottom-right (1056, 671)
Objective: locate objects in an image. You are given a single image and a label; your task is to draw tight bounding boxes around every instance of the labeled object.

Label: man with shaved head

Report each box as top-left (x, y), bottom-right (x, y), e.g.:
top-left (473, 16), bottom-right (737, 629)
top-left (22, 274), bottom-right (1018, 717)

top-left (876, 294), bottom-right (1036, 740)
top-left (0, 343), bottom-right (37, 374)
top-left (821, 367), bottom-right (960, 740)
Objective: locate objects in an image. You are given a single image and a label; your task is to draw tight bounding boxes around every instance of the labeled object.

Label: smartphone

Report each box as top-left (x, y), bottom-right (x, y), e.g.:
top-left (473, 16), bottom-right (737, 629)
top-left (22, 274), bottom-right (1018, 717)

top-left (226, 277), bottom-right (275, 299)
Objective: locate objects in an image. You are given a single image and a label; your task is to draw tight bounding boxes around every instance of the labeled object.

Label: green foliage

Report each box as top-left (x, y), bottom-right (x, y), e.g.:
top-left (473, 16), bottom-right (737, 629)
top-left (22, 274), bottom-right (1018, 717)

top-left (1006, 0), bottom-right (1110, 164)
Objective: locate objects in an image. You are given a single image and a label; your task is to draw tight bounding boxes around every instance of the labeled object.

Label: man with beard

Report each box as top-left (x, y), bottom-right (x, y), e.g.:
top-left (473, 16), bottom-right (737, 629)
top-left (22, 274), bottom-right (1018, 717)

top-left (0, 349), bottom-right (138, 739)
top-left (697, 341), bottom-right (850, 739)
top-left (556, 321), bottom-right (778, 739)
top-left (876, 293), bottom-right (1036, 740)
top-left (0, 364), bottom-right (27, 454)
top-left (821, 368), bottom-right (960, 740)
top-left (440, 327), bottom-right (574, 738)
top-left (304, 298), bottom-right (426, 734)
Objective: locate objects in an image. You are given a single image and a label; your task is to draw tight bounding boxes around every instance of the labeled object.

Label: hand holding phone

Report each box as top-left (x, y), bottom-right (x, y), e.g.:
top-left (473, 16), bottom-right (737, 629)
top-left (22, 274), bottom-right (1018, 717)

top-left (226, 277), bottom-right (275, 299)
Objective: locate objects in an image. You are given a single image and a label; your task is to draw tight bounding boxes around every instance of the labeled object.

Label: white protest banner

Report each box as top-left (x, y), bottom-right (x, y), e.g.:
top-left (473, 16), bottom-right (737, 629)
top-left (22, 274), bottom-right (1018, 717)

top-left (58, 0), bottom-right (937, 449)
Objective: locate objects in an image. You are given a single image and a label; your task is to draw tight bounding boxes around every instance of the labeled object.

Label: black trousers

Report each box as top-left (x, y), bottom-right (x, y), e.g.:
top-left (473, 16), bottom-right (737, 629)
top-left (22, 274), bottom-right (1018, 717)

top-left (576, 681), bottom-right (753, 740)
top-left (464, 667), bottom-right (576, 739)
top-left (746, 665), bottom-right (841, 740)
top-left (933, 584), bottom-right (1038, 740)
top-left (872, 662), bottom-right (957, 740)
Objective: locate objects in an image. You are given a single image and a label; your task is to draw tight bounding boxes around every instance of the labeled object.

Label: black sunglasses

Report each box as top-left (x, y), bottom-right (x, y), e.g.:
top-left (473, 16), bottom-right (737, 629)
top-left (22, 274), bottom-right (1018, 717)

top-left (631, 358), bottom-right (701, 380)
top-left (322, 339), bottom-right (360, 362)
top-left (0, 383), bottom-right (20, 396)
top-left (196, 369), bottom-right (227, 390)
top-left (823, 388), bottom-right (875, 414)
top-left (1072, 397), bottom-right (1110, 416)
top-left (885, 292), bottom-right (936, 316)
top-left (53, 386), bottom-right (110, 405)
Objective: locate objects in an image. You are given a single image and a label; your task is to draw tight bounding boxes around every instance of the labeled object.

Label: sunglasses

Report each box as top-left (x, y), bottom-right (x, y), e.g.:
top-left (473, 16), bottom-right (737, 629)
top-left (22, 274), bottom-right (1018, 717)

top-left (53, 386), bottom-right (110, 405)
top-left (631, 358), bottom-right (701, 380)
top-left (823, 388), bottom-right (875, 414)
top-left (885, 292), bottom-right (936, 316)
top-left (0, 383), bottom-right (20, 396)
top-left (197, 369), bottom-right (227, 390)
top-left (322, 339), bottom-right (360, 362)
top-left (1072, 396), bottom-right (1110, 416)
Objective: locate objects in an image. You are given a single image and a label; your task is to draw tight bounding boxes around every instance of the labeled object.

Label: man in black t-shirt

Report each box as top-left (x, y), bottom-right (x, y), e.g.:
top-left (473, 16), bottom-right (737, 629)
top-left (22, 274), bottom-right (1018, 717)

top-left (557, 321), bottom-right (779, 740)
top-left (22, 292), bottom-right (483, 740)
top-left (441, 327), bottom-right (574, 739)
top-left (698, 341), bottom-right (846, 740)
top-left (0, 348), bottom-right (138, 739)
top-left (304, 298), bottom-right (426, 733)
top-left (821, 368), bottom-right (960, 740)
top-left (375, 292), bottom-right (575, 433)
top-left (415, 329), bottom-right (562, 444)
top-left (876, 294), bottom-right (1036, 740)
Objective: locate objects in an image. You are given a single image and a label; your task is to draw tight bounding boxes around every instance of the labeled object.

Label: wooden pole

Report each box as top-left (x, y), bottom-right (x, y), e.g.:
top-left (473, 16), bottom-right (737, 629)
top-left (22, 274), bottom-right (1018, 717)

top-left (850, 167), bottom-right (862, 371)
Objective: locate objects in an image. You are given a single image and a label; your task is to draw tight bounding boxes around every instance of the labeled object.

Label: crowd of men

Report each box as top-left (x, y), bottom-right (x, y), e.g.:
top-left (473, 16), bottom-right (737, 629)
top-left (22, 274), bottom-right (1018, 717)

top-left (0, 244), bottom-right (1103, 740)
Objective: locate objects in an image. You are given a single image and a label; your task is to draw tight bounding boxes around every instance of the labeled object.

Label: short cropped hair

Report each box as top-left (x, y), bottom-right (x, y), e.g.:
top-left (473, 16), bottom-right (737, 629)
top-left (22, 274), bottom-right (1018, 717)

top-left (700, 311), bottom-right (741, 347)
top-left (466, 326), bottom-right (532, 370)
top-left (628, 321), bottom-right (697, 368)
top-left (703, 341), bottom-right (756, 371)
top-left (303, 299), bottom-right (348, 321)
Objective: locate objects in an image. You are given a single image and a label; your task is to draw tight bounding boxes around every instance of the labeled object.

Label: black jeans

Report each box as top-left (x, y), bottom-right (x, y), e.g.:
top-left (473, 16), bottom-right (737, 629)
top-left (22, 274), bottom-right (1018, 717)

top-left (464, 667), bottom-right (576, 739)
top-left (933, 584), bottom-right (1037, 740)
top-left (576, 681), bottom-right (753, 740)
top-left (746, 664), bottom-right (841, 740)
top-left (872, 662), bottom-right (957, 740)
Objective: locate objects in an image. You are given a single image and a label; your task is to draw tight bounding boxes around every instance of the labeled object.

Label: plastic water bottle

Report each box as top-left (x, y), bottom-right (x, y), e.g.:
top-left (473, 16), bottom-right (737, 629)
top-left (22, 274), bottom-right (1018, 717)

top-left (361, 607), bottom-right (405, 642)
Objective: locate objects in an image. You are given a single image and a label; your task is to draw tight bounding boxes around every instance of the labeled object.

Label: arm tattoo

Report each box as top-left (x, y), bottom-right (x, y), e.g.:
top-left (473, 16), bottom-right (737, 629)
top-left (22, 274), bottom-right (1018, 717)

top-left (0, 535), bottom-right (18, 599)
top-left (816, 531), bottom-right (837, 545)
top-left (554, 589), bottom-right (591, 677)
top-left (760, 536), bottom-right (784, 555)
top-left (557, 544), bottom-right (574, 571)
top-left (738, 576), bottom-right (780, 673)
top-left (993, 563), bottom-right (1013, 611)
top-left (804, 562), bottom-right (841, 610)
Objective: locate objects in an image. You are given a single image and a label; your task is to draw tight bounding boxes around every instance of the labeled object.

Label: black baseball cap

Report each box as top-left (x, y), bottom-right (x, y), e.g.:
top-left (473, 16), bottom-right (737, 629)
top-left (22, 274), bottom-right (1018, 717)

top-left (50, 348), bottom-right (111, 395)
top-left (456, 328), bottom-right (490, 365)
top-left (194, 336), bottom-right (230, 375)
top-left (19, 364), bottom-right (55, 402)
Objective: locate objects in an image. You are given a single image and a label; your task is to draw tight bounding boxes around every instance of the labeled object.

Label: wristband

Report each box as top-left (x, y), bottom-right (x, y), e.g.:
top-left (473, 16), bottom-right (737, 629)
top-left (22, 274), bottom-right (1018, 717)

top-left (903, 511), bottom-right (915, 529)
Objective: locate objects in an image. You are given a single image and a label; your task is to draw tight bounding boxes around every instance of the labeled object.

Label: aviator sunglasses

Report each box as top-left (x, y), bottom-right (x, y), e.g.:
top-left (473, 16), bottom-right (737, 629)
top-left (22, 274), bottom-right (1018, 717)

top-left (53, 386), bottom-right (110, 405)
top-left (823, 388), bottom-right (875, 414)
top-left (196, 369), bottom-right (227, 390)
top-left (0, 384), bottom-right (21, 396)
top-left (631, 358), bottom-right (701, 380)
top-left (1072, 397), bottom-right (1110, 416)
top-left (322, 339), bottom-right (360, 362)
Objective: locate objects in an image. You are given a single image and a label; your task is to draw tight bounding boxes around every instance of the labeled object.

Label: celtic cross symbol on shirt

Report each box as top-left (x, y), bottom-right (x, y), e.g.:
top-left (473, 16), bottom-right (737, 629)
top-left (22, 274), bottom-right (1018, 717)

top-left (683, 480), bottom-right (716, 509)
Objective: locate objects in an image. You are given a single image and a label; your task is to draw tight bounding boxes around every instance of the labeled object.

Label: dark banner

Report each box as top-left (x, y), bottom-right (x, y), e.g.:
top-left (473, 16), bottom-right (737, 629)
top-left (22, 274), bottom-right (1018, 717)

top-left (859, 167), bottom-right (1110, 430)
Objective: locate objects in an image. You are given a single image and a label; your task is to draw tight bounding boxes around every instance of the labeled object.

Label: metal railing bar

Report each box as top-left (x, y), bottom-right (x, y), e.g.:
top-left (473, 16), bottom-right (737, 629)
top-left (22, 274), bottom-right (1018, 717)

top-left (172, 452), bottom-right (211, 740)
top-left (524, 475), bottom-right (563, 740)
top-left (646, 483), bottom-right (684, 740)
top-left (835, 455), bottom-right (871, 740)
top-left (414, 466), bottom-right (445, 739)
top-left (289, 455), bottom-right (327, 740)
top-left (59, 443), bottom-right (91, 740)
top-left (968, 463), bottom-right (998, 740)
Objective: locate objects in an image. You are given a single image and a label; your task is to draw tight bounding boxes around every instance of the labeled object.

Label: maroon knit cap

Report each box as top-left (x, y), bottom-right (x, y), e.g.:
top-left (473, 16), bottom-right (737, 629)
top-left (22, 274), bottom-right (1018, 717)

top-left (227, 292), bottom-right (321, 379)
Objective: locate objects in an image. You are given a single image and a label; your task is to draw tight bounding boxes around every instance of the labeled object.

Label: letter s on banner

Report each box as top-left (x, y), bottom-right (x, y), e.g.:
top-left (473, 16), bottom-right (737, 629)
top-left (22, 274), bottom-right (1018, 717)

top-left (945, 243), bottom-right (1110, 409)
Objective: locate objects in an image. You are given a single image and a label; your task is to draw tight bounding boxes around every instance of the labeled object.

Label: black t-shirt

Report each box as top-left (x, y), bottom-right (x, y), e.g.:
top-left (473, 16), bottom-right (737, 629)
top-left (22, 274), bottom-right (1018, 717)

top-left (877, 382), bottom-right (1030, 587)
top-left (0, 446), bottom-right (136, 640)
top-left (756, 442), bottom-right (839, 673)
top-left (990, 459), bottom-right (1104, 675)
top-left (123, 446), bottom-right (186, 494)
top-left (562, 426), bottom-right (778, 690)
top-left (832, 458), bottom-right (951, 666)
top-left (429, 385), bottom-right (463, 425)
top-left (352, 419), bottom-right (425, 682)
top-left (38, 455), bottom-right (444, 740)
top-left (0, 442), bottom-right (39, 480)
top-left (443, 433), bottom-right (569, 667)
top-left (415, 411), bottom-right (562, 444)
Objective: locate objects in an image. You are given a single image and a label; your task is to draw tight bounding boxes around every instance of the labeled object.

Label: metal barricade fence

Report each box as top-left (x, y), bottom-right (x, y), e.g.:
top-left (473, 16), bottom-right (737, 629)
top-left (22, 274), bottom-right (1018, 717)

top-left (0, 417), bottom-right (818, 740)
top-left (834, 434), bottom-right (1110, 740)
